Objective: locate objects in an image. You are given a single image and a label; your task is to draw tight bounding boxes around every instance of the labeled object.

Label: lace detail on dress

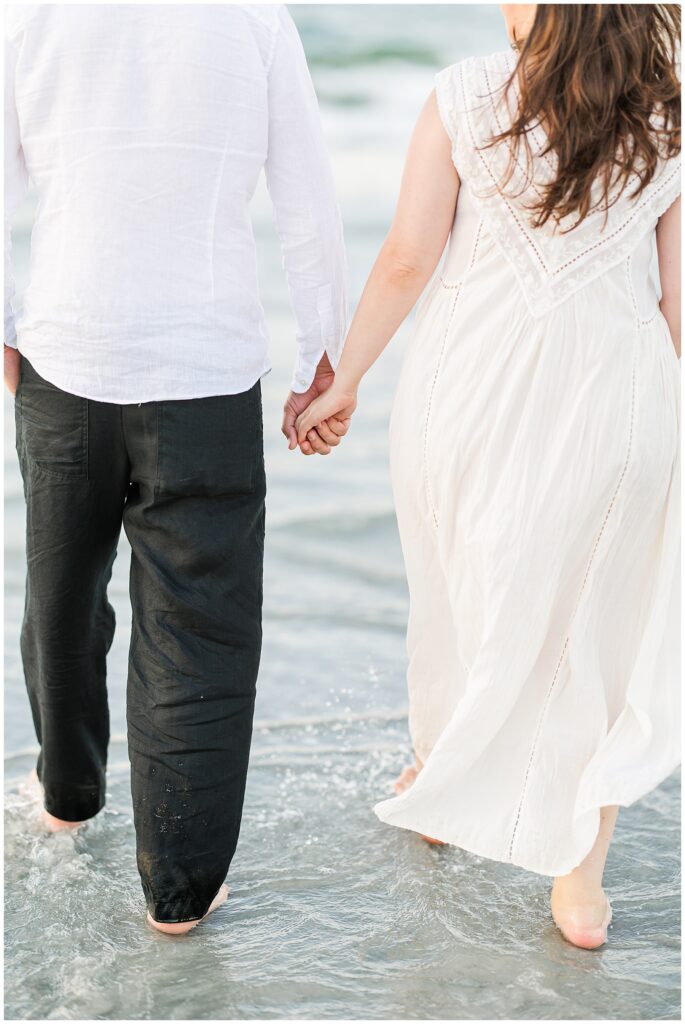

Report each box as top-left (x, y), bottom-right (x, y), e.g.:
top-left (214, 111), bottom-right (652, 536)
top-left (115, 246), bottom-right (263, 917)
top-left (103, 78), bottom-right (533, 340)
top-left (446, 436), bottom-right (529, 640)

top-left (436, 51), bottom-right (682, 318)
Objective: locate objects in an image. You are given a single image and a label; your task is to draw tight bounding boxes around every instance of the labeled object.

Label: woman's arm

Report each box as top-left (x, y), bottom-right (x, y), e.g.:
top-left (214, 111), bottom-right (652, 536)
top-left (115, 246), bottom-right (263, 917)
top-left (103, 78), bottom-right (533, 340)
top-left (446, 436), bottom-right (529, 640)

top-left (656, 195), bottom-right (681, 358)
top-left (295, 89), bottom-right (460, 444)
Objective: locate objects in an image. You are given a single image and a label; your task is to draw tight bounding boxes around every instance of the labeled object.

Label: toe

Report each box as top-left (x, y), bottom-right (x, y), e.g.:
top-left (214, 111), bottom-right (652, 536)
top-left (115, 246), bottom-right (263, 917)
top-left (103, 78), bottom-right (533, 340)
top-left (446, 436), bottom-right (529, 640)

top-left (558, 924), bottom-right (608, 950)
top-left (552, 896), bottom-right (612, 950)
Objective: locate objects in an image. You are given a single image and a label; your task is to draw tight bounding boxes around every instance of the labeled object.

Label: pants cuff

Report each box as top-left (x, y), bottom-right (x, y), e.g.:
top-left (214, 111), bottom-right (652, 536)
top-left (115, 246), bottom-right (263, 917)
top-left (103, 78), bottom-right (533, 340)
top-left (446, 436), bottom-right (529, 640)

top-left (146, 887), bottom-right (224, 925)
top-left (42, 781), bottom-right (105, 822)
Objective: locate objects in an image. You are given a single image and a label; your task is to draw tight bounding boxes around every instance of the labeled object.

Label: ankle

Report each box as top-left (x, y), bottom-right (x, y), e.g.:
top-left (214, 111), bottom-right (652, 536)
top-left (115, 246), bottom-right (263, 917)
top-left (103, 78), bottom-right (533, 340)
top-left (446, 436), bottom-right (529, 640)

top-left (44, 810), bottom-right (82, 832)
top-left (553, 865), bottom-right (605, 898)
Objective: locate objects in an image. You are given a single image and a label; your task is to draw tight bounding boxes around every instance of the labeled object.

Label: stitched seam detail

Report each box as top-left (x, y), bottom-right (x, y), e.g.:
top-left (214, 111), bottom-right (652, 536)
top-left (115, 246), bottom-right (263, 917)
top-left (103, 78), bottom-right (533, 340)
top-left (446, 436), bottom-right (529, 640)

top-left (424, 221), bottom-right (483, 527)
top-left (154, 402), bottom-right (161, 499)
top-left (461, 60), bottom-right (681, 280)
top-left (84, 397), bottom-right (90, 481)
top-left (460, 62), bottom-right (547, 273)
top-left (626, 254), bottom-right (661, 327)
top-left (507, 354), bottom-right (638, 862)
top-left (485, 56), bottom-right (641, 224)
top-left (551, 165), bottom-right (679, 275)
top-left (482, 63), bottom-right (547, 207)
top-left (423, 294), bottom-right (459, 529)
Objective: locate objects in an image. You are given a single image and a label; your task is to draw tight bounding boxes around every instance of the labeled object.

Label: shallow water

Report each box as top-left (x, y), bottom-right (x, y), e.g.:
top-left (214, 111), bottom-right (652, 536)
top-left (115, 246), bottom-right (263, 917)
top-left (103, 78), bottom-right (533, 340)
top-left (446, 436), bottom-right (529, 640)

top-left (4, 6), bottom-right (681, 1020)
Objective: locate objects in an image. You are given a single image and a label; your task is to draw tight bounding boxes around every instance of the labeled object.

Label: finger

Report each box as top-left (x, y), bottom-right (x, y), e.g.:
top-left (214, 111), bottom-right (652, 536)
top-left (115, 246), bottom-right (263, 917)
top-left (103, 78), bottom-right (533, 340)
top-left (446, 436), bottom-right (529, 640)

top-left (316, 420), bottom-right (341, 446)
top-left (296, 412), bottom-right (312, 444)
top-left (300, 439), bottom-right (314, 456)
top-left (281, 408), bottom-right (296, 449)
top-left (327, 416), bottom-right (349, 437)
top-left (307, 429), bottom-right (331, 456)
top-left (282, 427), bottom-right (297, 450)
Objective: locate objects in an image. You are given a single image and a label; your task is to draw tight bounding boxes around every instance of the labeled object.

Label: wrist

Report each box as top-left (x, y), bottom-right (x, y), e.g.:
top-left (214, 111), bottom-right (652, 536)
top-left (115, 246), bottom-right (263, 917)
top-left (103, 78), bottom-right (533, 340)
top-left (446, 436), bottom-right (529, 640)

top-left (333, 367), bottom-right (360, 396)
top-left (313, 351), bottom-right (334, 377)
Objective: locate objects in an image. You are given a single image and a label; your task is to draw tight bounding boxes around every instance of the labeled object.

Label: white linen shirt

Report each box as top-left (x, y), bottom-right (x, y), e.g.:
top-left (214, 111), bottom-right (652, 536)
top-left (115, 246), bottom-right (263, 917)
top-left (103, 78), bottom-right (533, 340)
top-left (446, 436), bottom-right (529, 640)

top-left (4, 4), bottom-right (347, 403)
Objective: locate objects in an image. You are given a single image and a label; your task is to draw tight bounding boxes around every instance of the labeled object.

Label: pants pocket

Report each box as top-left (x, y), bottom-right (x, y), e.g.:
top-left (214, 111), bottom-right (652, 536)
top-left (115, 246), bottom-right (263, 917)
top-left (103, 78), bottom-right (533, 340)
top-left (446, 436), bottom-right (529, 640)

top-left (156, 382), bottom-right (263, 497)
top-left (17, 357), bottom-right (89, 480)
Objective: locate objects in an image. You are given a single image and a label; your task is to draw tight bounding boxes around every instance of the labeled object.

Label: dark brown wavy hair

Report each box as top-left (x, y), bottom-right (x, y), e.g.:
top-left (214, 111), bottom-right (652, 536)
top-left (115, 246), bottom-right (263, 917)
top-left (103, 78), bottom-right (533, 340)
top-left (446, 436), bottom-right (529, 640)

top-left (487, 4), bottom-right (681, 229)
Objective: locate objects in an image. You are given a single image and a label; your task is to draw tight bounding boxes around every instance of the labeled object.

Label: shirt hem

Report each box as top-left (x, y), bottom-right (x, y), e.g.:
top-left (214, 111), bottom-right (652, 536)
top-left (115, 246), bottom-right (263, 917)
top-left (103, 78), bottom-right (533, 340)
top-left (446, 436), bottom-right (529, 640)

top-left (16, 345), bottom-right (272, 405)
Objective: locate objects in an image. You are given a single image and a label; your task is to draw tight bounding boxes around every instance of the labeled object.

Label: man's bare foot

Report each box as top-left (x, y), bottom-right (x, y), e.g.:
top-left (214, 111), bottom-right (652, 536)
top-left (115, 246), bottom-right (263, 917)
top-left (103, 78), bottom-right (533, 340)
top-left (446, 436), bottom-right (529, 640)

top-left (147, 884), bottom-right (229, 935)
top-left (551, 879), bottom-right (612, 950)
top-left (393, 761), bottom-right (446, 847)
top-left (44, 811), bottom-right (83, 832)
top-left (20, 769), bottom-right (83, 832)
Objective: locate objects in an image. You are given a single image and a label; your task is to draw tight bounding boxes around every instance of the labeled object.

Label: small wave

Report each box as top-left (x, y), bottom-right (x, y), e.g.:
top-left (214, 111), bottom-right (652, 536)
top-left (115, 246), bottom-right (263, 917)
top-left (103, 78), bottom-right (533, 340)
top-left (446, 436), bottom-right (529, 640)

top-left (267, 503), bottom-right (397, 533)
top-left (308, 46), bottom-right (440, 69)
top-left (4, 708), bottom-right (409, 772)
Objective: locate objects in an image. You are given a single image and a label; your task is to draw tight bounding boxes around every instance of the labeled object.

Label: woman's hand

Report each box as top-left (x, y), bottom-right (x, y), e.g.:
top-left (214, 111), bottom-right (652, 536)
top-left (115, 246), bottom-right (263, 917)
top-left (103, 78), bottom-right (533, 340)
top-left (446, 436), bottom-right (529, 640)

top-left (282, 352), bottom-right (349, 454)
top-left (295, 383), bottom-right (357, 452)
top-left (4, 344), bottom-right (20, 396)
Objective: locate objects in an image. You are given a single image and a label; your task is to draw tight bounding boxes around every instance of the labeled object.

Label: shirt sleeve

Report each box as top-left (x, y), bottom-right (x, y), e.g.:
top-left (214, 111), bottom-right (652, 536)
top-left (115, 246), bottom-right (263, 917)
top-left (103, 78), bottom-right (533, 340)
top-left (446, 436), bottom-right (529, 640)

top-left (4, 34), bottom-right (29, 349)
top-left (264, 7), bottom-right (347, 393)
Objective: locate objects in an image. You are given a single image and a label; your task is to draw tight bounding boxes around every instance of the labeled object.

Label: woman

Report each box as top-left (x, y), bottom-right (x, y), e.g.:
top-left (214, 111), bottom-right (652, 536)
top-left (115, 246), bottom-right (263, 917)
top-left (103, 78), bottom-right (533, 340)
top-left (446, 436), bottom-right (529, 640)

top-left (295, 4), bottom-right (681, 950)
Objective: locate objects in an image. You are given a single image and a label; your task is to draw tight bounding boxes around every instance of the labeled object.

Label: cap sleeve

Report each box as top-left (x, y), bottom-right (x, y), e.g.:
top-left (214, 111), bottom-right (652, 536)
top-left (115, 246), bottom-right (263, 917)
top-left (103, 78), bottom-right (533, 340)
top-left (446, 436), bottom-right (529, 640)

top-left (435, 64), bottom-right (459, 149)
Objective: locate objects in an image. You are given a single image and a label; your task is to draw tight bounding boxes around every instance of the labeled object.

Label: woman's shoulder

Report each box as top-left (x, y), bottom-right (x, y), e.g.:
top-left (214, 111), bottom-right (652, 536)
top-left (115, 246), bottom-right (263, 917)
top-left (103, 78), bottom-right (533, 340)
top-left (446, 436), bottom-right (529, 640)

top-left (435, 49), bottom-right (514, 143)
top-left (436, 50), bottom-right (515, 104)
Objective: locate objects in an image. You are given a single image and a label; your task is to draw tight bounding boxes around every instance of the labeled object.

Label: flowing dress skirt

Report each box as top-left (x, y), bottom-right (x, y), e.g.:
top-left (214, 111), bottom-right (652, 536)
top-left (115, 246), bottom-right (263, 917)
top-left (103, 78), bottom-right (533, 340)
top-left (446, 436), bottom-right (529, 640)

top-left (375, 237), bottom-right (680, 876)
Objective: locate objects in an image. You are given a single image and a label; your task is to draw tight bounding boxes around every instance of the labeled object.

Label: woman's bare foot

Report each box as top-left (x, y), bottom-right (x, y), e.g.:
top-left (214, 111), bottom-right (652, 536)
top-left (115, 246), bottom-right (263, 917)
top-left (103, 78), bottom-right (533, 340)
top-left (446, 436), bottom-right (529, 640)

top-left (551, 883), bottom-right (612, 949)
top-left (393, 759), bottom-right (446, 847)
top-left (147, 884), bottom-right (229, 935)
top-left (551, 805), bottom-right (618, 950)
top-left (393, 764), bottom-right (420, 795)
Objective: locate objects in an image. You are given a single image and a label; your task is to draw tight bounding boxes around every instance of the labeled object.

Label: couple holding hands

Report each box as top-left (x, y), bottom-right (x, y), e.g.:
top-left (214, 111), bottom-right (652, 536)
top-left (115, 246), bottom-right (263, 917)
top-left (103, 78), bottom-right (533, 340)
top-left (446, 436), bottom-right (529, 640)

top-left (5, 3), bottom-right (680, 951)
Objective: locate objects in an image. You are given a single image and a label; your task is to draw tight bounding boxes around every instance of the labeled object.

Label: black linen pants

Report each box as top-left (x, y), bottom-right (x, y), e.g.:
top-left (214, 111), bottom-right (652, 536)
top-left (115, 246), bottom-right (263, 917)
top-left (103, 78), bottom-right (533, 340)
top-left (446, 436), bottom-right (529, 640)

top-left (14, 356), bottom-right (265, 923)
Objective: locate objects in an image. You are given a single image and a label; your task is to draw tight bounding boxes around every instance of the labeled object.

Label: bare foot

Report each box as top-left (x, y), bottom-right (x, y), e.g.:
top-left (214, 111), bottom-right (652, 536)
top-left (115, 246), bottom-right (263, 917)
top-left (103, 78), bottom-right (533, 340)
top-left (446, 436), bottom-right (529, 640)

top-left (393, 761), bottom-right (446, 847)
top-left (393, 764), bottom-right (420, 795)
top-left (19, 770), bottom-right (83, 832)
top-left (147, 884), bottom-right (230, 935)
top-left (551, 806), bottom-right (618, 950)
top-left (551, 881), bottom-right (612, 950)
top-left (44, 811), bottom-right (83, 832)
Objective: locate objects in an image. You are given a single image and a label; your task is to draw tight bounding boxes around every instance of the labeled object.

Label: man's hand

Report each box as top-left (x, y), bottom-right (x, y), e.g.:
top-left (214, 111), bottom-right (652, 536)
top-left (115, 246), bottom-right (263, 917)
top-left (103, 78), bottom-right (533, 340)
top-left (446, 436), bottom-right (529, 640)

top-left (4, 344), bottom-right (20, 396)
top-left (282, 353), bottom-right (351, 455)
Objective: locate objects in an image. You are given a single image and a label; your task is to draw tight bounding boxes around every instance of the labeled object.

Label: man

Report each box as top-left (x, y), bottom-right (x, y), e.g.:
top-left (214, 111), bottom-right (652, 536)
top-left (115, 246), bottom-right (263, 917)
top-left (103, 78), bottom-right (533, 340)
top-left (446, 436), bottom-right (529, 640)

top-left (4, 4), bottom-right (346, 933)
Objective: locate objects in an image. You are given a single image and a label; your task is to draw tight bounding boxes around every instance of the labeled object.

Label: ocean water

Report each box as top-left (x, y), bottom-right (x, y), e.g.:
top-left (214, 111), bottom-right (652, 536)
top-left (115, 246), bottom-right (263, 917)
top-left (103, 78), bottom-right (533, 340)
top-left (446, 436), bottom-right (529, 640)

top-left (4, 6), bottom-right (680, 1020)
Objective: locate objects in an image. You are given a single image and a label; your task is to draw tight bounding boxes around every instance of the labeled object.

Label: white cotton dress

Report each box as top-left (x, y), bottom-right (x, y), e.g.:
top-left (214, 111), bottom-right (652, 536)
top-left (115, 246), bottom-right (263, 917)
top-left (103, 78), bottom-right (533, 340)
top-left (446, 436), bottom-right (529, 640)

top-left (374, 50), bottom-right (681, 876)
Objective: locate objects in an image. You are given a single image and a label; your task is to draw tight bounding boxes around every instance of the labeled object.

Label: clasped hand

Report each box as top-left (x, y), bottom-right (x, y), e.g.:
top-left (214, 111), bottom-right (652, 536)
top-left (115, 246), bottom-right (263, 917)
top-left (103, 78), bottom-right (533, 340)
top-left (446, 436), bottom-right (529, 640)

top-left (281, 354), bottom-right (357, 456)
